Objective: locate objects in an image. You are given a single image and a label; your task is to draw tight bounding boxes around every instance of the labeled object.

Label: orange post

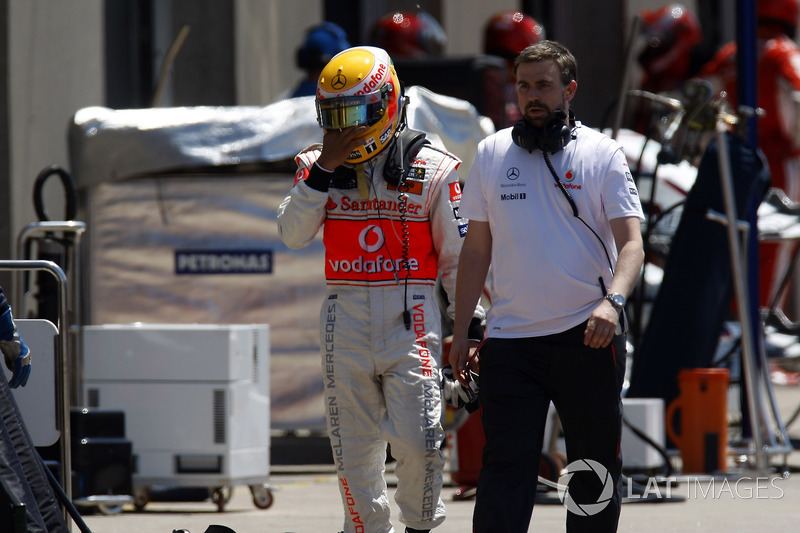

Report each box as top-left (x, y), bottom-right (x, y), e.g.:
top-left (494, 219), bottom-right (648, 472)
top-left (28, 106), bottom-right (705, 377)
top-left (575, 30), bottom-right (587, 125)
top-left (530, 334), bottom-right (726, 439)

top-left (666, 368), bottom-right (730, 473)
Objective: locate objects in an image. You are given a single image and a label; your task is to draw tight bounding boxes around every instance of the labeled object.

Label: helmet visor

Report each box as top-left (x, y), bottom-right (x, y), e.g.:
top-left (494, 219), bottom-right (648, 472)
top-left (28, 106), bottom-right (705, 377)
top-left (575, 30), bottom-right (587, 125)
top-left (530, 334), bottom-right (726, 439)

top-left (316, 91), bottom-right (388, 130)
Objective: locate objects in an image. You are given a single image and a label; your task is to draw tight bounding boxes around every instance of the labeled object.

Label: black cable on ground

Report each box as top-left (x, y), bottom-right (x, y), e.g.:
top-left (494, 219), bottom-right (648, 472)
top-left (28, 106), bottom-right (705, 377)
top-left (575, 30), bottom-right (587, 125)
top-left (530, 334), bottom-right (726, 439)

top-left (39, 455), bottom-right (94, 533)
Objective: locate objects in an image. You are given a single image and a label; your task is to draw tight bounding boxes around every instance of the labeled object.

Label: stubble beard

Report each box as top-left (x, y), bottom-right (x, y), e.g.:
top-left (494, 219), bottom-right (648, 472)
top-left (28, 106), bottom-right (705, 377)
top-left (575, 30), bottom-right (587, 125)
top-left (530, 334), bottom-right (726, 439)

top-left (524, 95), bottom-right (567, 128)
top-left (524, 104), bottom-right (550, 128)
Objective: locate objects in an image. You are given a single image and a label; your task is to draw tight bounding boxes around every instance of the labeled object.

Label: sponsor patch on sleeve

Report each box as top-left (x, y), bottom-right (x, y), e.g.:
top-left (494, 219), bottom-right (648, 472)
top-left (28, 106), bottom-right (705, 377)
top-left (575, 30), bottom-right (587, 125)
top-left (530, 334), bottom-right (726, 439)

top-left (410, 167), bottom-right (426, 180)
top-left (294, 167), bottom-right (310, 186)
top-left (458, 223), bottom-right (468, 237)
top-left (449, 182), bottom-right (462, 202)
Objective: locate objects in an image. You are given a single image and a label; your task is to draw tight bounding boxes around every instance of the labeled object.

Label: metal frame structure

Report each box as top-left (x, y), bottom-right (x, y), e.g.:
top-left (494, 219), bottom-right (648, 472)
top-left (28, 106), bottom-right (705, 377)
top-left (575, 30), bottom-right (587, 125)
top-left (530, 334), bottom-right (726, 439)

top-left (14, 221), bottom-right (86, 406)
top-left (0, 259), bottom-right (72, 522)
top-left (709, 113), bottom-right (794, 472)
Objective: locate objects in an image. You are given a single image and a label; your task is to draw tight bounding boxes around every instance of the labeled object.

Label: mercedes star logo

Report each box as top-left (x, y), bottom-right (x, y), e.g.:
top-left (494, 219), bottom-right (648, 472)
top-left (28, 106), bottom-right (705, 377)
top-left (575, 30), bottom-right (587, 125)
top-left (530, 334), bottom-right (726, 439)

top-left (506, 167), bottom-right (520, 180)
top-left (331, 73), bottom-right (347, 90)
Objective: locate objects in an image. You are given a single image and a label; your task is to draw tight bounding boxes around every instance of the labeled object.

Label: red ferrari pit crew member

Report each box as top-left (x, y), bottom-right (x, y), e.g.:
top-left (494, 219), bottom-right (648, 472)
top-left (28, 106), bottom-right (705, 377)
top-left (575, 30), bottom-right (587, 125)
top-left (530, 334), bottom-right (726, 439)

top-left (483, 10), bottom-right (546, 127)
top-left (277, 46), bottom-right (484, 533)
top-left (369, 11), bottom-right (446, 59)
top-left (699, 0), bottom-right (800, 308)
top-left (637, 3), bottom-right (703, 95)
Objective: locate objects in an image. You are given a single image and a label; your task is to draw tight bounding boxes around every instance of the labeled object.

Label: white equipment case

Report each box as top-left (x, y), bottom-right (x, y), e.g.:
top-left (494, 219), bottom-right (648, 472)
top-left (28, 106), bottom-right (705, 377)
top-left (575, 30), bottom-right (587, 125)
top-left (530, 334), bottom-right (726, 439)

top-left (81, 323), bottom-right (272, 510)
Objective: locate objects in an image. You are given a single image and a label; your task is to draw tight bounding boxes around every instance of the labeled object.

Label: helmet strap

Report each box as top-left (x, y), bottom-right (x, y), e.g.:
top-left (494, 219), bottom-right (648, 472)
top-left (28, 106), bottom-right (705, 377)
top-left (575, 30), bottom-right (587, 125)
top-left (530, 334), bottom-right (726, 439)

top-left (398, 92), bottom-right (410, 129)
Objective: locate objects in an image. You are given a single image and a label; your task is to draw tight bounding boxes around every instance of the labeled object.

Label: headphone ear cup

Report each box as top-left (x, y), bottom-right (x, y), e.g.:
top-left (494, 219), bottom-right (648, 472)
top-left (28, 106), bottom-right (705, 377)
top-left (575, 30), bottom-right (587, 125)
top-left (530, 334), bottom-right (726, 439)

top-left (511, 120), bottom-right (538, 152)
top-left (511, 116), bottom-right (572, 153)
top-left (547, 121), bottom-right (572, 152)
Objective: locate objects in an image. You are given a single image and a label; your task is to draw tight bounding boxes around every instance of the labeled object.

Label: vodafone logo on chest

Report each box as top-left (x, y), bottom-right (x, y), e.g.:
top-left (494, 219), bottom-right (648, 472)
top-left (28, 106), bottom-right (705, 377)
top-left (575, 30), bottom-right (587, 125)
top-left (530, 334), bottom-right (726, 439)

top-left (323, 217), bottom-right (438, 282)
top-left (329, 224), bottom-right (419, 275)
top-left (559, 168), bottom-right (582, 190)
top-left (358, 225), bottom-right (384, 253)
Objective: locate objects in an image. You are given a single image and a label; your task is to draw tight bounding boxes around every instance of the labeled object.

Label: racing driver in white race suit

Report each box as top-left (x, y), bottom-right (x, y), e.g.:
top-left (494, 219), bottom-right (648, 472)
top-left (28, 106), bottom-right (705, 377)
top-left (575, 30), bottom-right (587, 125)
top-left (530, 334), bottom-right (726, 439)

top-left (277, 46), bottom-right (485, 533)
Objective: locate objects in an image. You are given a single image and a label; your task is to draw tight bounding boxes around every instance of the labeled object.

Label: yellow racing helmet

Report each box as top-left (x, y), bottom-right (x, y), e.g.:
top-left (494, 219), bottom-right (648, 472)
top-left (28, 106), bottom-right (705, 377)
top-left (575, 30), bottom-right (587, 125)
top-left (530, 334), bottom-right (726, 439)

top-left (316, 46), bottom-right (403, 163)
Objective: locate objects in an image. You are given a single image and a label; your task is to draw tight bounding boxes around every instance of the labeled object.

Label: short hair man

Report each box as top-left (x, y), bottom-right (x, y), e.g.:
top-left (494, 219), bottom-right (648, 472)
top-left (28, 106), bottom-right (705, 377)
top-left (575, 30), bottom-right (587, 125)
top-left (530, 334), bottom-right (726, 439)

top-left (450, 40), bottom-right (645, 532)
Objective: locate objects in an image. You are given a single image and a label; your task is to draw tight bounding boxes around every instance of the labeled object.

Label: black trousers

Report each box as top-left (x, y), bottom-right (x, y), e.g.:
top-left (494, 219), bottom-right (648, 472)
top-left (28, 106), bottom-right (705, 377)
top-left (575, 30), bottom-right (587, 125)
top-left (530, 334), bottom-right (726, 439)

top-left (473, 321), bottom-right (626, 533)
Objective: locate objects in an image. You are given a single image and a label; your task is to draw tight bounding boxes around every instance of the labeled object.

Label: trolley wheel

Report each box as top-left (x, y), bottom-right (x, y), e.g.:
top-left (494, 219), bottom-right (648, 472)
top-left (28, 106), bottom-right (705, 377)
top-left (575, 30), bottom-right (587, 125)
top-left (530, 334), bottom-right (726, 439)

top-left (212, 486), bottom-right (230, 512)
top-left (452, 485), bottom-right (477, 501)
top-left (96, 503), bottom-right (124, 516)
top-left (250, 484), bottom-right (274, 509)
top-left (133, 487), bottom-right (150, 512)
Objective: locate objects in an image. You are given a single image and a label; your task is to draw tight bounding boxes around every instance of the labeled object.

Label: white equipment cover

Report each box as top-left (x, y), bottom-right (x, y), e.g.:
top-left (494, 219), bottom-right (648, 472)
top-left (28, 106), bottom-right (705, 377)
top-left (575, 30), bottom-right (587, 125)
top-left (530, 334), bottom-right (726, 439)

top-left (68, 87), bottom-right (492, 431)
top-left (69, 86), bottom-right (493, 190)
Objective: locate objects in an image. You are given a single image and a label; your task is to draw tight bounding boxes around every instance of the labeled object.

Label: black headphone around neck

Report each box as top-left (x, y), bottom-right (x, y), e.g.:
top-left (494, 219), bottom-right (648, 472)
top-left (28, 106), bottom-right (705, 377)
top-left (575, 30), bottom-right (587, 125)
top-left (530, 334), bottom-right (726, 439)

top-left (511, 109), bottom-right (573, 154)
top-left (383, 126), bottom-right (429, 187)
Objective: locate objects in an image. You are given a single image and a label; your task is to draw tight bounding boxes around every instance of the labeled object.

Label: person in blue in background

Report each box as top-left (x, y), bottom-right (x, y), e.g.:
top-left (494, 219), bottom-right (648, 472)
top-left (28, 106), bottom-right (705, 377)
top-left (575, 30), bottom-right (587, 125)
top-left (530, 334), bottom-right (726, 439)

top-left (289, 22), bottom-right (350, 99)
top-left (0, 285), bottom-right (31, 388)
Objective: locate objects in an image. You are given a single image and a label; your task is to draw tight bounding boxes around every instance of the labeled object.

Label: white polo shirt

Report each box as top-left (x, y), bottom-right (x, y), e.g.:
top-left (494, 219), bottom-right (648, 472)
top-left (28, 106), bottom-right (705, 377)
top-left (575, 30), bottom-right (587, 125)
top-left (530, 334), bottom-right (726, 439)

top-left (460, 123), bottom-right (644, 337)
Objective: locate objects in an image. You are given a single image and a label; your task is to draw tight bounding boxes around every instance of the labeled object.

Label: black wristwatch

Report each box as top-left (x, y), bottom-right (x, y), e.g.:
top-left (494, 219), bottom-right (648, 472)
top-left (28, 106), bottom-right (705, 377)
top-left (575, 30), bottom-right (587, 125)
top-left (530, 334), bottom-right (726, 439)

top-left (605, 292), bottom-right (625, 313)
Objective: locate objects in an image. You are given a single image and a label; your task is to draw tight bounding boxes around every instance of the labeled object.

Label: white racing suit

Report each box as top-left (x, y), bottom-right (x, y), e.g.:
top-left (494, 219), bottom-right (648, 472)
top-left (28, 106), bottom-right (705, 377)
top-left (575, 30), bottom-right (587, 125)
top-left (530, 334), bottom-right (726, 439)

top-left (278, 139), bottom-right (481, 533)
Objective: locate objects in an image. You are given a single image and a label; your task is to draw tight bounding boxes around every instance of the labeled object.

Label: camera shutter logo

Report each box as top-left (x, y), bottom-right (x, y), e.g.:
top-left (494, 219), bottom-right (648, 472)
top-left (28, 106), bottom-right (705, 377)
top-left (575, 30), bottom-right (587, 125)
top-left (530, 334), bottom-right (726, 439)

top-left (359, 225), bottom-right (385, 253)
top-left (557, 459), bottom-right (613, 516)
